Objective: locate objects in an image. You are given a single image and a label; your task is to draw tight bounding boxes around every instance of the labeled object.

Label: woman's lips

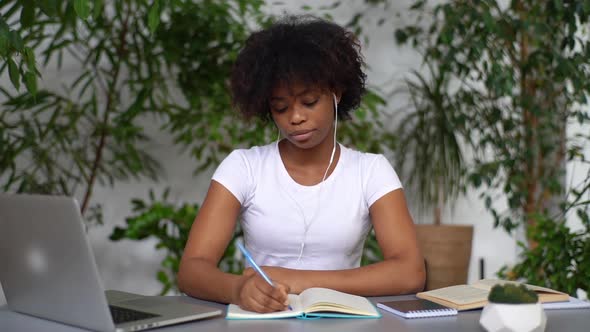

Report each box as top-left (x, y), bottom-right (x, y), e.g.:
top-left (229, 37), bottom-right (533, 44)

top-left (290, 130), bottom-right (314, 142)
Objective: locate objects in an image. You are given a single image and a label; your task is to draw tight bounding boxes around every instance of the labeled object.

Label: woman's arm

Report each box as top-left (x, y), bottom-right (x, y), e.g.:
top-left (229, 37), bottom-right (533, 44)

top-left (262, 189), bottom-right (426, 296)
top-left (177, 181), bottom-right (289, 312)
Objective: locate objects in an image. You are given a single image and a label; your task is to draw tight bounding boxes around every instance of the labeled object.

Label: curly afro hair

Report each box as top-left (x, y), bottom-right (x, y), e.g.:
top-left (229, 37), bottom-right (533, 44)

top-left (230, 15), bottom-right (367, 121)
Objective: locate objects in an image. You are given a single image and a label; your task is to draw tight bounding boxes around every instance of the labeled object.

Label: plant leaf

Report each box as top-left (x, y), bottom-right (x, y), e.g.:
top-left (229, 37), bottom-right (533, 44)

top-left (74, 0), bottom-right (90, 19)
top-left (148, 0), bottom-right (160, 33)
top-left (8, 58), bottom-right (20, 90)
top-left (23, 47), bottom-right (36, 71)
top-left (0, 33), bottom-right (8, 55)
top-left (24, 71), bottom-right (37, 95)
top-left (93, 0), bottom-right (103, 19)
top-left (20, 0), bottom-right (35, 27)
top-left (38, 0), bottom-right (59, 16)
top-left (9, 30), bottom-right (24, 52)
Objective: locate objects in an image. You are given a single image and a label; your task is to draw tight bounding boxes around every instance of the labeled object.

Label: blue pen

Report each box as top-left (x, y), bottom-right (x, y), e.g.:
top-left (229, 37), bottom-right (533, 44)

top-left (237, 242), bottom-right (293, 310)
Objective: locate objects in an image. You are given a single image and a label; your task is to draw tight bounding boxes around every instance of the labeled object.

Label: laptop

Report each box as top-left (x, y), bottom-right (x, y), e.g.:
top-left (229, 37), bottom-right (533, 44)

top-left (0, 194), bottom-right (222, 332)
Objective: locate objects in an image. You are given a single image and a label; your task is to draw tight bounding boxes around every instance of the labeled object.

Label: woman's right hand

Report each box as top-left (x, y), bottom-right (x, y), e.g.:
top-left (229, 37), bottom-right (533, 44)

top-left (232, 268), bottom-right (291, 313)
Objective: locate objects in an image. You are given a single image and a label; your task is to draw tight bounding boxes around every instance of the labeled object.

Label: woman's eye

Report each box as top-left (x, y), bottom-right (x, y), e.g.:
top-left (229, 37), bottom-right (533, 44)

top-left (303, 99), bottom-right (318, 107)
top-left (274, 107), bottom-right (288, 113)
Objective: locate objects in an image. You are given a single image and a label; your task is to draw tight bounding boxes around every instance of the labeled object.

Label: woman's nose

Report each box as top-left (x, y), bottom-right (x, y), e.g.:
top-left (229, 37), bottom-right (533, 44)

top-left (290, 104), bottom-right (307, 125)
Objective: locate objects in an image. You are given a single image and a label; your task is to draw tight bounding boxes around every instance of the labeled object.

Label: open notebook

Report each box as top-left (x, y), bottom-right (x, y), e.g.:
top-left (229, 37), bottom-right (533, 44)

top-left (417, 279), bottom-right (570, 311)
top-left (226, 288), bottom-right (381, 319)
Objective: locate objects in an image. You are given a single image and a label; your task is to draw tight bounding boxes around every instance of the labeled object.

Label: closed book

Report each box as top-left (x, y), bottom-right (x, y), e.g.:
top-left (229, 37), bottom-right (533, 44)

top-left (377, 298), bottom-right (457, 319)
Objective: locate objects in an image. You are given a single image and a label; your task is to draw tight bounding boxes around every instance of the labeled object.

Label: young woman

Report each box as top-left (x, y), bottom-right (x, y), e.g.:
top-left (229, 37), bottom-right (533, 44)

top-left (177, 15), bottom-right (425, 313)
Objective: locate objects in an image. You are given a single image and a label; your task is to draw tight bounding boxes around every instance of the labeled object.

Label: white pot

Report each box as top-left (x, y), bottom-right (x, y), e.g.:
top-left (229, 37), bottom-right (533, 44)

top-left (479, 302), bottom-right (547, 332)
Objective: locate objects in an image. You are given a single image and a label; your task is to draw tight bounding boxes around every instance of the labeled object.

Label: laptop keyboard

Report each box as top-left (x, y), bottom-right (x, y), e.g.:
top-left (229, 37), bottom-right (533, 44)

top-left (109, 305), bottom-right (160, 324)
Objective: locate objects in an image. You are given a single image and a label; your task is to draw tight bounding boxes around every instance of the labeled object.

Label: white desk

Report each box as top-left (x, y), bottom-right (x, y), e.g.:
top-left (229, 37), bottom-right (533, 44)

top-left (2, 294), bottom-right (589, 332)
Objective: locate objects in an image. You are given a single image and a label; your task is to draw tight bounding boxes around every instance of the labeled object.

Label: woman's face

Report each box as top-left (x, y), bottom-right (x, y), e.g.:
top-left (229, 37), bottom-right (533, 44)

top-left (269, 82), bottom-right (338, 150)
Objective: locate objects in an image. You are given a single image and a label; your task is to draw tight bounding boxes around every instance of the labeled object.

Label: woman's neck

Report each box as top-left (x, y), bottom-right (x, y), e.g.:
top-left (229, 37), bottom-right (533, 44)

top-left (277, 128), bottom-right (341, 186)
top-left (279, 130), bottom-right (338, 167)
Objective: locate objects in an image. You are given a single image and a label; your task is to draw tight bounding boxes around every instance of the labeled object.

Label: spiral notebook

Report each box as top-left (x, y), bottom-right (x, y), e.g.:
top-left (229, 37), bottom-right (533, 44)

top-left (377, 298), bottom-right (458, 319)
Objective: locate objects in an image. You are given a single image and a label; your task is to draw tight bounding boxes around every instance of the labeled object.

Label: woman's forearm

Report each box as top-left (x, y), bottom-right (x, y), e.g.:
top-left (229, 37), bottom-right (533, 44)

top-left (178, 255), bottom-right (425, 302)
top-left (177, 257), bottom-right (240, 304)
top-left (309, 259), bottom-right (425, 295)
top-left (269, 257), bottom-right (425, 296)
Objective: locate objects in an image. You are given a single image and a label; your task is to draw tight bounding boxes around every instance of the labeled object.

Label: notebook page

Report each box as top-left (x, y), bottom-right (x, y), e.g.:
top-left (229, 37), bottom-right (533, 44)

top-left (470, 279), bottom-right (506, 290)
top-left (475, 279), bottom-right (565, 294)
top-left (422, 285), bottom-right (488, 305)
top-left (299, 288), bottom-right (375, 314)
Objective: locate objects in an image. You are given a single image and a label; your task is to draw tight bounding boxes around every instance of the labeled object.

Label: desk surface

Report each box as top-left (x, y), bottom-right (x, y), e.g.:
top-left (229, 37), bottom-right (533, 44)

top-left (1, 294), bottom-right (589, 332)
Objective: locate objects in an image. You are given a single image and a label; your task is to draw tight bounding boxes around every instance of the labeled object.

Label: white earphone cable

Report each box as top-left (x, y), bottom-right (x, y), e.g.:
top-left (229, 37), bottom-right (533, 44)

top-left (295, 93), bottom-right (339, 261)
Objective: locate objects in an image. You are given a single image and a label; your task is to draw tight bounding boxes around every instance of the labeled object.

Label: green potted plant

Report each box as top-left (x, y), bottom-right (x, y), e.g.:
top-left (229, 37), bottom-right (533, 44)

top-left (389, 0), bottom-right (590, 296)
top-left (392, 60), bottom-right (473, 290)
top-left (480, 284), bottom-right (546, 332)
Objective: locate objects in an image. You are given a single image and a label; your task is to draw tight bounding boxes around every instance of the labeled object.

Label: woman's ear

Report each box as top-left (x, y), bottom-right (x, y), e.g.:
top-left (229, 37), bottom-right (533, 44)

top-left (333, 91), bottom-right (342, 104)
top-left (332, 91), bottom-right (342, 105)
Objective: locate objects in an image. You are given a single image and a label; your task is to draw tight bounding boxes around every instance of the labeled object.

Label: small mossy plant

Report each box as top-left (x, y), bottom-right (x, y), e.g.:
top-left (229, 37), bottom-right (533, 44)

top-left (488, 284), bottom-right (539, 304)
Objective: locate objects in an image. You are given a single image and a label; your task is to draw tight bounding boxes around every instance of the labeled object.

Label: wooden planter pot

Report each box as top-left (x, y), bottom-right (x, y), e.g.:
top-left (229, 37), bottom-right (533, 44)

top-left (415, 224), bottom-right (474, 291)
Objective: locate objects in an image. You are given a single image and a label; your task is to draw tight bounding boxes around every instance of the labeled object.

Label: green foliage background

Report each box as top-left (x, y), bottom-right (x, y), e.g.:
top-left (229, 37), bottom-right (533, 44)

top-left (2, 0), bottom-right (589, 296)
top-left (391, 0), bottom-right (590, 295)
top-left (1, 0), bottom-right (390, 294)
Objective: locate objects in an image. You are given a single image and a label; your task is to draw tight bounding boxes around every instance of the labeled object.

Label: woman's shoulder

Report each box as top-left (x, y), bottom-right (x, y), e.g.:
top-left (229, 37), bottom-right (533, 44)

top-left (214, 143), bottom-right (277, 185)
top-left (341, 144), bottom-right (390, 166)
top-left (223, 142), bottom-right (277, 167)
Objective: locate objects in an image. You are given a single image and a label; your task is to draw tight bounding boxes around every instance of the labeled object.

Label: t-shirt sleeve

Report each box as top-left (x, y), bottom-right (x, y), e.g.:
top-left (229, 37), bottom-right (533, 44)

top-left (364, 154), bottom-right (403, 207)
top-left (211, 150), bottom-right (253, 205)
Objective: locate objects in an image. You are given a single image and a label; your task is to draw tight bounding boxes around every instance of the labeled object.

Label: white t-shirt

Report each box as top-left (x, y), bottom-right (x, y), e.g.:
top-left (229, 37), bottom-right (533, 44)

top-left (212, 141), bottom-right (402, 270)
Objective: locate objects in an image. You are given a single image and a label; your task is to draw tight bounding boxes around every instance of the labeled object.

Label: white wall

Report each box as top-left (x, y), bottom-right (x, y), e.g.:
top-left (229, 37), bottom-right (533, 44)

top-left (1, 0), bottom-right (587, 301)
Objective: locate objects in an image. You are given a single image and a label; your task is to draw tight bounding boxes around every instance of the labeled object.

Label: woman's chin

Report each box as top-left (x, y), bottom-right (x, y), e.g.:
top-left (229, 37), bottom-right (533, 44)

top-left (285, 137), bottom-right (318, 149)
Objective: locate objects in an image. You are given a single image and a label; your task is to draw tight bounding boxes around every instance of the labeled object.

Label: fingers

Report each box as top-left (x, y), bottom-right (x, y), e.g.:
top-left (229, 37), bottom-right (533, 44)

top-left (248, 290), bottom-right (289, 313)
top-left (274, 282), bottom-right (290, 296)
top-left (237, 274), bottom-right (290, 313)
top-left (243, 268), bottom-right (255, 277)
top-left (246, 279), bottom-right (287, 312)
top-left (274, 282), bottom-right (291, 306)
